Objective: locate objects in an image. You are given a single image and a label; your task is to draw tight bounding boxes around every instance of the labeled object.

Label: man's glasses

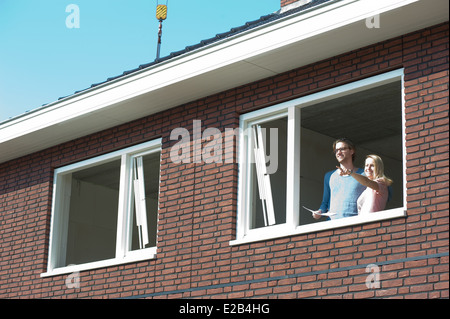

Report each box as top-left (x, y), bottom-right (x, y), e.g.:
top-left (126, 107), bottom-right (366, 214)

top-left (334, 147), bottom-right (349, 154)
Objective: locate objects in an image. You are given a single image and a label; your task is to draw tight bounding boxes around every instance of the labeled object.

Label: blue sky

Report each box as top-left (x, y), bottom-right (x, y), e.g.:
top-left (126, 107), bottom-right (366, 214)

top-left (0, 0), bottom-right (280, 122)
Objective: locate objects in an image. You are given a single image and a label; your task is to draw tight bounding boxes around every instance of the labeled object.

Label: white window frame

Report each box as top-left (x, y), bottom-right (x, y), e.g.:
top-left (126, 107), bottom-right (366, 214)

top-left (232, 69), bottom-right (407, 245)
top-left (42, 139), bottom-right (162, 277)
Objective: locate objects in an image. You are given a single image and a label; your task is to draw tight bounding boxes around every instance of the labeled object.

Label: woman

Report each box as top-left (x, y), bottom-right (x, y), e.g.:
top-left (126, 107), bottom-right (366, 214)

top-left (338, 154), bottom-right (393, 214)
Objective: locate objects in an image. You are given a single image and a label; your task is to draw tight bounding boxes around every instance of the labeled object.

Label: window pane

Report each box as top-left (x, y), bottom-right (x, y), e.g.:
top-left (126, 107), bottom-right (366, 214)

top-left (299, 81), bottom-right (403, 224)
top-left (65, 160), bottom-right (121, 266)
top-left (131, 151), bottom-right (161, 250)
top-left (250, 117), bottom-right (287, 229)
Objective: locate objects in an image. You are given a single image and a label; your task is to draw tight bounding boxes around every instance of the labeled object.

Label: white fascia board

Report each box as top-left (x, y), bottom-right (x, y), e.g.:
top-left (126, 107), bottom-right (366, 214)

top-left (0, 0), bottom-right (445, 163)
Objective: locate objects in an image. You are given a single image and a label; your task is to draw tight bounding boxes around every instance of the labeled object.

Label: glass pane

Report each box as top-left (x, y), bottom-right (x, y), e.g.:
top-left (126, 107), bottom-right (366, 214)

top-left (65, 159), bottom-right (121, 266)
top-left (250, 117), bottom-right (287, 229)
top-left (131, 152), bottom-right (161, 250)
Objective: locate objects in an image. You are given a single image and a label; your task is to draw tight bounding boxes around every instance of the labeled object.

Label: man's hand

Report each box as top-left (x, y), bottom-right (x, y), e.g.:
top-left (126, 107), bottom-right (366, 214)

top-left (312, 210), bottom-right (323, 219)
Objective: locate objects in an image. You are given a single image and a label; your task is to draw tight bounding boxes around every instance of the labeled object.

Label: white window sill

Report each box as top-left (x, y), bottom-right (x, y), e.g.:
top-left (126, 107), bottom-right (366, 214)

top-left (230, 208), bottom-right (406, 246)
top-left (41, 248), bottom-right (157, 277)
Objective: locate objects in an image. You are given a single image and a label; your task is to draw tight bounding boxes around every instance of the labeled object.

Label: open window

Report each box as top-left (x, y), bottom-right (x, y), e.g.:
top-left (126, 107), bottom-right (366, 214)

top-left (44, 139), bottom-right (161, 276)
top-left (130, 152), bottom-right (160, 251)
top-left (250, 119), bottom-right (287, 229)
top-left (299, 80), bottom-right (404, 225)
top-left (65, 159), bottom-right (121, 266)
top-left (234, 70), bottom-right (406, 244)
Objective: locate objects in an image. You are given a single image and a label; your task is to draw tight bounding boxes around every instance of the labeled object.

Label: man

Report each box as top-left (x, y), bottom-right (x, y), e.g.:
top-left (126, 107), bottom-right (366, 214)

top-left (313, 138), bottom-right (365, 220)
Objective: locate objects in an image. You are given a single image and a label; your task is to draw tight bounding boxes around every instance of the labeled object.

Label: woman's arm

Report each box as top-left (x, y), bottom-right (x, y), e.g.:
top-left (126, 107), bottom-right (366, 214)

top-left (336, 166), bottom-right (379, 191)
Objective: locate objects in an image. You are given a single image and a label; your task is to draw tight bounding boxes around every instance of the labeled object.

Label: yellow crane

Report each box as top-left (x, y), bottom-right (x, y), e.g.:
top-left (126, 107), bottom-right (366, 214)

top-left (155, 1), bottom-right (168, 60)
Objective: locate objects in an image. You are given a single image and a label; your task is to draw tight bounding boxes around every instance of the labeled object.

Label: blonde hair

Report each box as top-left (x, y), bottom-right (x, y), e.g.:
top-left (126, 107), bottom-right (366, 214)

top-left (366, 154), bottom-right (393, 186)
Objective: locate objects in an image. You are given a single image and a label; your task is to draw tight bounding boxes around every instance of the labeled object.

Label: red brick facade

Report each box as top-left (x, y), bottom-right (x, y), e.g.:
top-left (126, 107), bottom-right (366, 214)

top-left (281, 0), bottom-right (302, 8)
top-left (0, 22), bottom-right (448, 299)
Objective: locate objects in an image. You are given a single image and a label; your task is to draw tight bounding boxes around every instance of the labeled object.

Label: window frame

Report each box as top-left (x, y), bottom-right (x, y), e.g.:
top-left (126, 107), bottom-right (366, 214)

top-left (42, 139), bottom-right (162, 277)
top-left (232, 69), bottom-right (407, 245)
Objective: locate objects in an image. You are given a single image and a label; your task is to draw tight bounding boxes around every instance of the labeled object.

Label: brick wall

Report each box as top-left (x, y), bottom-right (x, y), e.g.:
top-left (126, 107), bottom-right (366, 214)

top-left (280, 0), bottom-right (304, 8)
top-left (0, 22), bottom-right (448, 299)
